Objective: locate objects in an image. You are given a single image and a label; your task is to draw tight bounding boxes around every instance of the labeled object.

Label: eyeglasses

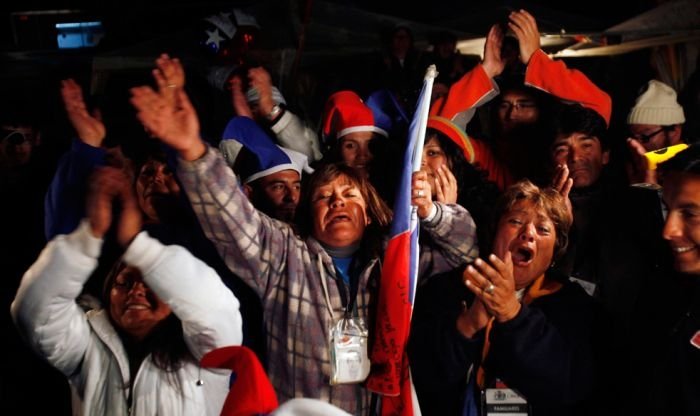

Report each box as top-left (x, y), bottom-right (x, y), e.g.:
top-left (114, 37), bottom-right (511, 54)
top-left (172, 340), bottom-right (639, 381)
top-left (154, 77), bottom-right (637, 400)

top-left (629, 127), bottom-right (667, 144)
top-left (497, 100), bottom-right (537, 112)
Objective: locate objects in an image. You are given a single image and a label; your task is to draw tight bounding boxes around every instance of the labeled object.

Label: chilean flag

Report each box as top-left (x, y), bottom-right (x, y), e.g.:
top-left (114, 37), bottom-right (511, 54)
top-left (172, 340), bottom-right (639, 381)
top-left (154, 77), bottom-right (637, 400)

top-left (366, 65), bottom-right (437, 416)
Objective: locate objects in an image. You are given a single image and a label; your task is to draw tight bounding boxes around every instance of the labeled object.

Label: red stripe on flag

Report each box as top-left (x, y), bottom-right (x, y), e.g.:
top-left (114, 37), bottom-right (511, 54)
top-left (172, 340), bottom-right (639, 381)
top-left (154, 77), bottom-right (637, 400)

top-left (367, 231), bottom-right (412, 396)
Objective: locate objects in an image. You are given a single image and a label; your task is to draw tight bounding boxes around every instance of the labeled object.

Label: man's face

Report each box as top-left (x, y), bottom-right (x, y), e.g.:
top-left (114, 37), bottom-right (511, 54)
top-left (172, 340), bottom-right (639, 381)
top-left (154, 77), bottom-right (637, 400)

top-left (249, 169), bottom-right (301, 223)
top-left (310, 174), bottom-right (370, 248)
top-left (551, 132), bottom-right (609, 188)
top-left (496, 90), bottom-right (540, 135)
top-left (662, 173), bottom-right (700, 275)
top-left (629, 124), bottom-right (682, 152)
top-left (1, 126), bottom-right (38, 167)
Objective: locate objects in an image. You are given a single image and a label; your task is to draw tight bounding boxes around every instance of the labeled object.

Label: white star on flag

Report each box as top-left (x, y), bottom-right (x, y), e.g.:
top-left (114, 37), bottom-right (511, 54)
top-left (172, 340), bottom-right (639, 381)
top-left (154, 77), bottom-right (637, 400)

top-left (205, 28), bottom-right (226, 50)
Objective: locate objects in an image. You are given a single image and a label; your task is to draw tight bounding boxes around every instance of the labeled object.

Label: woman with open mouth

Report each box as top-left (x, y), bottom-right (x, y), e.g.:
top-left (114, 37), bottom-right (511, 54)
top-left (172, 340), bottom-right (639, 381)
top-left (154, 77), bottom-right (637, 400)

top-left (409, 179), bottom-right (603, 415)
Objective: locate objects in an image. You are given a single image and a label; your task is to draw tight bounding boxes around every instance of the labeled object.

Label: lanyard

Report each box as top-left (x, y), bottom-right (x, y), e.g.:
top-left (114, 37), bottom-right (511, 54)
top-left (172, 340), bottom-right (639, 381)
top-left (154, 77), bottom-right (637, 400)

top-left (318, 256), bottom-right (362, 320)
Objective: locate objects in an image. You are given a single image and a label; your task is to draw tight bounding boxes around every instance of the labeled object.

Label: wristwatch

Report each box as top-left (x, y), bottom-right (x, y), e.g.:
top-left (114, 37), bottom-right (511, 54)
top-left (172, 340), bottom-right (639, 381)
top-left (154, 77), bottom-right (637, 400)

top-left (266, 104), bottom-right (283, 121)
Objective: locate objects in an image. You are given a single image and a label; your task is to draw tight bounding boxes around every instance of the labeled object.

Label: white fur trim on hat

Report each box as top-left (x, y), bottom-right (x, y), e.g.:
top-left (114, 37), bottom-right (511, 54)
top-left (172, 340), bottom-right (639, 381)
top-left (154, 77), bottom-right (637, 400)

top-left (627, 80), bottom-right (685, 126)
top-left (337, 125), bottom-right (388, 138)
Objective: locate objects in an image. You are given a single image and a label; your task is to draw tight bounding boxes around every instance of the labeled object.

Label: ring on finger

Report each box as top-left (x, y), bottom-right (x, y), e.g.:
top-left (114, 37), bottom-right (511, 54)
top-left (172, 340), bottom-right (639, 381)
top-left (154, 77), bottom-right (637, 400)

top-left (484, 283), bottom-right (495, 295)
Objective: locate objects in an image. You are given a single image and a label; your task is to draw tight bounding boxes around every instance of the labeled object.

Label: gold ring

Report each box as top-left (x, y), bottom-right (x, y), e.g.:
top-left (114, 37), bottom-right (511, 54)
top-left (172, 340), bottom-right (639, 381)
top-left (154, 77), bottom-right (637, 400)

top-left (484, 283), bottom-right (495, 295)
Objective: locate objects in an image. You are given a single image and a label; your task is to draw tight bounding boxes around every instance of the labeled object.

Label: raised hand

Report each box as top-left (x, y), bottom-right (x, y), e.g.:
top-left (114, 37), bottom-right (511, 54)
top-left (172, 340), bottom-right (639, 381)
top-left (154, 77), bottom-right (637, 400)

top-left (551, 163), bottom-right (573, 219)
top-left (86, 166), bottom-right (143, 245)
top-left (412, 170), bottom-right (434, 219)
top-left (464, 253), bottom-right (521, 323)
top-left (130, 85), bottom-right (205, 161)
top-left (247, 66), bottom-right (275, 117)
top-left (228, 75), bottom-right (254, 118)
top-left (482, 24), bottom-right (505, 79)
top-left (456, 296), bottom-right (491, 339)
top-left (152, 54), bottom-right (186, 108)
top-left (60, 79), bottom-right (106, 147)
top-left (508, 9), bottom-right (540, 64)
top-left (433, 165), bottom-right (458, 204)
top-left (625, 138), bottom-right (658, 186)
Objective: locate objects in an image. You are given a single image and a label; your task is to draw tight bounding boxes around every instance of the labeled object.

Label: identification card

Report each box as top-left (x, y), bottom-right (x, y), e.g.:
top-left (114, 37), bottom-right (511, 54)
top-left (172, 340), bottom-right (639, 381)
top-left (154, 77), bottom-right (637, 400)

top-left (329, 317), bottom-right (370, 385)
top-left (484, 387), bottom-right (530, 416)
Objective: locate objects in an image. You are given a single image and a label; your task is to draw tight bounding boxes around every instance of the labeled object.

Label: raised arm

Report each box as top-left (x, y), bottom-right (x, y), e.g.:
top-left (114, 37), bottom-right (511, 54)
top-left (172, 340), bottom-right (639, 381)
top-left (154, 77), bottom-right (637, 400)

top-left (510, 10), bottom-right (612, 125)
top-left (130, 55), bottom-right (298, 299)
top-left (248, 67), bottom-right (323, 161)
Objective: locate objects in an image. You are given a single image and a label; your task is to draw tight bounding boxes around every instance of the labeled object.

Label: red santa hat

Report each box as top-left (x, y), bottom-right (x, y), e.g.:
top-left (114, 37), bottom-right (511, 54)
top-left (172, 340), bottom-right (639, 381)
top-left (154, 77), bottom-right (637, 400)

top-left (200, 346), bottom-right (279, 416)
top-left (322, 91), bottom-right (388, 144)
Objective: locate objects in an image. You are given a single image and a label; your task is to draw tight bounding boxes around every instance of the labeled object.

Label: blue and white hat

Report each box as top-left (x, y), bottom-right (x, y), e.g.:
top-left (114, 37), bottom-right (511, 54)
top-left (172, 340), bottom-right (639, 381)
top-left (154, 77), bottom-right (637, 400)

top-left (219, 117), bottom-right (313, 184)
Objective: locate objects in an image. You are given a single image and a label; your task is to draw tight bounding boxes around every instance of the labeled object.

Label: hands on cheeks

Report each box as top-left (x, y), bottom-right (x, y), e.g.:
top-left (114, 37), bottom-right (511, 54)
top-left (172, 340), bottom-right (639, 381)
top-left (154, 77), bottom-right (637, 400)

top-left (411, 170), bottom-right (434, 219)
top-left (463, 253), bottom-right (522, 323)
top-left (433, 165), bottom-right (459, 205)
top-left (87, 167), bottom-right (143, 247)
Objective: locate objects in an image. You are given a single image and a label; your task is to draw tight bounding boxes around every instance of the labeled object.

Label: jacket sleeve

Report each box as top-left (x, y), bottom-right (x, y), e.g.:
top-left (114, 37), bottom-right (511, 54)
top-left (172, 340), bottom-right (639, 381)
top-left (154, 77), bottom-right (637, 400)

top-left (487, 284), bottom-right (597, 405)
top-left (123, 230), bottom-right (243, 360)
top-left (525, 49), bottom-right (612, 125)
top-left (11, 220), bottom-right (103, 376)
top-left (430, 64), bottom-right (499, 126)
top-left (418, 203), bottom-right (479, 278)
top-left (44, 138), bottom-right (107, 239)
top-left (176, 145), bottom-right (297, 300)
top-left (271, 109), bottom-right (323, 162)
top-left (409, 271), bottom-right (481, 391)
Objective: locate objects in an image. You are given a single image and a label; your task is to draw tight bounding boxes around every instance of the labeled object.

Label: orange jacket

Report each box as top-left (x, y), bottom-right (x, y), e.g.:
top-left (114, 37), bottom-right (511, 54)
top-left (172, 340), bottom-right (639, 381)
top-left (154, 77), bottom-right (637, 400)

top-left (429, 50), bottom-right (611, 190)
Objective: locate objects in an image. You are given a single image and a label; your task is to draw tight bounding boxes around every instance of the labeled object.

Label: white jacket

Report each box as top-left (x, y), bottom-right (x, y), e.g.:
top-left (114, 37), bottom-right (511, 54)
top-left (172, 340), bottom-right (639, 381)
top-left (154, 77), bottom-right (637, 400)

top-left (11, 220), bottom-right (243, 415)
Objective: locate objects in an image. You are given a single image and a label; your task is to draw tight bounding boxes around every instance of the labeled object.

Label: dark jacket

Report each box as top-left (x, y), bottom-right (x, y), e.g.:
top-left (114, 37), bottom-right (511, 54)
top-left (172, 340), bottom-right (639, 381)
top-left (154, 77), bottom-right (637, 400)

top-left (408, 267), bottom-right (603, 416)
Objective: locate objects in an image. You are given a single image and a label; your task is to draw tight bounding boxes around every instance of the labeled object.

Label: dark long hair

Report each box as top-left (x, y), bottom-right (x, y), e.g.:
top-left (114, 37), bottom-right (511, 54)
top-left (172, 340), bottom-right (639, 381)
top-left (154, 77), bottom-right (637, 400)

top-left (426, 128), bottom-right (501, 253)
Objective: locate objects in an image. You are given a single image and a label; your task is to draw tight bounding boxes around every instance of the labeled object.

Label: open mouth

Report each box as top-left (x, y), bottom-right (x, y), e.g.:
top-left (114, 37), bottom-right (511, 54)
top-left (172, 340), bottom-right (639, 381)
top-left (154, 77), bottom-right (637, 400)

top-left (512, 246), bottom-right (534, 265)
top-left (329, 214), bottom-right (351, 224)
top-left (125, 303), bottom-right (150, 311)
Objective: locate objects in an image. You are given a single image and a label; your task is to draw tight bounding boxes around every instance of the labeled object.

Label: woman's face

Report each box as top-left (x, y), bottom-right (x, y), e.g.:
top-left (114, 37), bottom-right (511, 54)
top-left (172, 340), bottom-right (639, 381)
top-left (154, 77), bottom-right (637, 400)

top-left (310, 174), bottom-right (371, 248)
top-left (339, 132), bottom-right (374, 178)
top-left (135, 159), bottom-right (181, 221)
top-left (421, 136), bottom-right (450, 197)
top-left (109, 266), bottom-right (171, 341)
top-left (491, 200), bottom-right (556, 289)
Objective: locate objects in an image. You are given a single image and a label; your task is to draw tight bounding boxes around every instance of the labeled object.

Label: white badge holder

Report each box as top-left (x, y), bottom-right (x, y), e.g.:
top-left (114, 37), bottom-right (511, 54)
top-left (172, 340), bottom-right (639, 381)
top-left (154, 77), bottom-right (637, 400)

top-left (329, 316), bottom-right (370, 385)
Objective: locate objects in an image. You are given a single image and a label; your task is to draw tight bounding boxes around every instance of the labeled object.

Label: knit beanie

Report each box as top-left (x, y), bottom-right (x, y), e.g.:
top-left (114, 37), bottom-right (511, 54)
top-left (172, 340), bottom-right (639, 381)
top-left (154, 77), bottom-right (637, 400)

top-left (627, 80), bottom-right (685, 126)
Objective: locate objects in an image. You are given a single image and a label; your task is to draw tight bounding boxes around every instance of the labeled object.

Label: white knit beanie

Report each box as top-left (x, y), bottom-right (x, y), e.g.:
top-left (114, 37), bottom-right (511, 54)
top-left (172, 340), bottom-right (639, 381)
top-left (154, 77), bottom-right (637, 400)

top-left (627, 80), bottom-right (685, 125)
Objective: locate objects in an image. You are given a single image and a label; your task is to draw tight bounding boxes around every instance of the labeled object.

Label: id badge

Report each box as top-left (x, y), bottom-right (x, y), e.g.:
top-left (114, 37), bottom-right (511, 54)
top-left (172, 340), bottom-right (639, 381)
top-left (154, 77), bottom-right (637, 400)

top-left (484, 387), bottom-right (529, 415)
top-left (329, 317), bottom-right (370, 385)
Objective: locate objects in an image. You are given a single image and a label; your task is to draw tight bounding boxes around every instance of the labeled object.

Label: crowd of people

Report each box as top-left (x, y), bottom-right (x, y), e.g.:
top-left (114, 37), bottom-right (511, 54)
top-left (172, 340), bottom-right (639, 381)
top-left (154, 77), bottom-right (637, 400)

top-left (2, 8), bottom-right (699, 416)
